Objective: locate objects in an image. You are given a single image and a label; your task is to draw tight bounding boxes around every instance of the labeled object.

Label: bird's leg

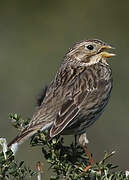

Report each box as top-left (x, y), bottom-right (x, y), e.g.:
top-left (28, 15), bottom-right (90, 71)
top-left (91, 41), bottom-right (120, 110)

top-left (82, 144), bottom-right (94, 171)
top-left (79, 133), bottom-right (94, 171)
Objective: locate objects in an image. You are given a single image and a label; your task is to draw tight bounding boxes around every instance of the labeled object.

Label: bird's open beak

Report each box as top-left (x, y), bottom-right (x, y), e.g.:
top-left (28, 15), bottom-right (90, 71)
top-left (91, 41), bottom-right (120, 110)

top-left (100, 45), bottom-right (116, 58)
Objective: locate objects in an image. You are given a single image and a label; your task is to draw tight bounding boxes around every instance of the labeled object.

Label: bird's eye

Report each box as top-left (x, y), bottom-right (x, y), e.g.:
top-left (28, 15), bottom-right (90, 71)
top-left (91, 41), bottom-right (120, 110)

top-left (86, 45), bottom-right (94, 50)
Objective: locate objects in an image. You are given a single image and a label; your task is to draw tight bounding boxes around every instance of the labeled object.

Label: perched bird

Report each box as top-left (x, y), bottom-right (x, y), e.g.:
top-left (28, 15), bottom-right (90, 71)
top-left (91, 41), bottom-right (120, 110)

top-left (8, 39), bottom-right (115, 162)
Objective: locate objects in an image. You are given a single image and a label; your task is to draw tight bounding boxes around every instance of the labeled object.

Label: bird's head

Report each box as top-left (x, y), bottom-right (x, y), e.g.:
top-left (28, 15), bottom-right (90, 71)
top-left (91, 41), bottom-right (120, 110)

top-left (67, 39), bottom-right (115, 66)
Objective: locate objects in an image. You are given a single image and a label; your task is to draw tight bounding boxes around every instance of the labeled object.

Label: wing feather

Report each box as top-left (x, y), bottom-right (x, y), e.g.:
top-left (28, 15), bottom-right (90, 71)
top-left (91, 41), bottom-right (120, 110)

top-left (50, 90), bottom-right (89, 137)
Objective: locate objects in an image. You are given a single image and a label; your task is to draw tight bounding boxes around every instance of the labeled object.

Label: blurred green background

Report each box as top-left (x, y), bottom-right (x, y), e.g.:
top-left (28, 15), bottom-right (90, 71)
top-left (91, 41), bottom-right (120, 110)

top-left (0, 0), bottom-right (129, 179)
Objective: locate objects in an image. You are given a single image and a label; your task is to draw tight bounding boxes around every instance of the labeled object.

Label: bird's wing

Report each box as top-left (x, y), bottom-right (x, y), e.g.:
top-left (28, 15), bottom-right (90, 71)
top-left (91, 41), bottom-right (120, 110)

top-left (49, 89), bottom-right (89, 137)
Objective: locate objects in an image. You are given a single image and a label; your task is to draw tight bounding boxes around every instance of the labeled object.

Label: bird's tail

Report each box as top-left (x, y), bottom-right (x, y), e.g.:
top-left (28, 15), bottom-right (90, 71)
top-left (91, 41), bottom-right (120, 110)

top-left (7, 129), bottom-right (38, 154)
top-left (7, 121), bottom-right (53, 154)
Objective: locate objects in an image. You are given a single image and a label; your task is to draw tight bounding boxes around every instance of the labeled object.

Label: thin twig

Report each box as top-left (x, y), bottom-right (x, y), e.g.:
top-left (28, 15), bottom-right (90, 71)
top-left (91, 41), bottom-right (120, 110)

top-left (37, 161), bottom-right (43, 180)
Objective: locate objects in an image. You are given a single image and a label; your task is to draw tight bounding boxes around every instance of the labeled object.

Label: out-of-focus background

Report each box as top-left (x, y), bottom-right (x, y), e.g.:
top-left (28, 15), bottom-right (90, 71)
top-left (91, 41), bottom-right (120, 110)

top-left (0, 0), bottom-right (129, 179)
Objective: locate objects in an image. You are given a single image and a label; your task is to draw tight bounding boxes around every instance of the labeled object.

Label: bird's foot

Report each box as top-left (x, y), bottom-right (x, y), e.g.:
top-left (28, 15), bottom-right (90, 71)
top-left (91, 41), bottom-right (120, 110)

top-left (84, 165), bottom-right (92, 172)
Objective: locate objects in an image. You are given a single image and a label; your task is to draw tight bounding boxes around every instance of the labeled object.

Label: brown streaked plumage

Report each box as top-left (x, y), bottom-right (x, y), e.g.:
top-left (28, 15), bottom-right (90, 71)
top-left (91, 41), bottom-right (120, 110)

top-left (8, 39), bottom-right (115, 156)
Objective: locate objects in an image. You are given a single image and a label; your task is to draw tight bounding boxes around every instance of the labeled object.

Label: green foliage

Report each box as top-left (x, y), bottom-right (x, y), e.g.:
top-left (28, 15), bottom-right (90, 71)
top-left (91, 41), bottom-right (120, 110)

top-left (0, 113), bottom-right (129, 180)
top-left (8, 113), bottom-right (30, 131)
top-left (0, 149), bottom-right (36, 180)
top-left (31, 131), bottom-right (129, 180)
top-left (0, 113), bottom-right (36, 180)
